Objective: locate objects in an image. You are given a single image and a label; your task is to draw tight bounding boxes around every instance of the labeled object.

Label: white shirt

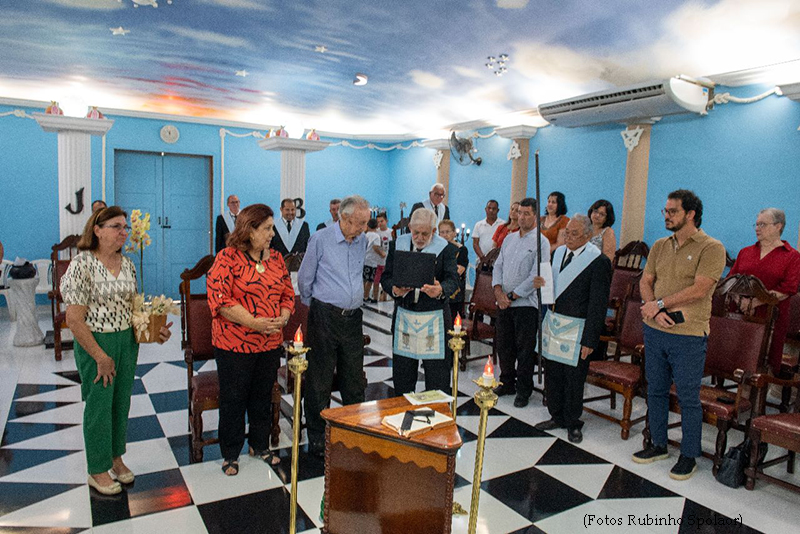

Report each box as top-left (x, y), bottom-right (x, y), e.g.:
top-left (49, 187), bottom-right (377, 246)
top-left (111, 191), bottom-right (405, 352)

top-left (364, 232), bottom-right (383, 267)
top-left (376, 228), bottom-right (392, 266)
top-left (472, 218), bottom-right (504, 256)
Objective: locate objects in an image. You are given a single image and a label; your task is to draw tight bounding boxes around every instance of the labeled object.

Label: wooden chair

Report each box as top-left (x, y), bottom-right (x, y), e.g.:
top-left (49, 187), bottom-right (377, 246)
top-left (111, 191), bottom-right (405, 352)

top-left (604, 242), bottom-right (648, 336)
top-left (49, 235), bottom-right (80, 361)
top-left (476, 247), bottom-right (500, 272)
top-left (584, 297), bottom-right (647, 439)
top-left (744, 371), bottom-right (800, 492)
top-left (643, 274), bottom-right (778, 474)
top-left (613, 240), bottom-right (649, 271)
top-left (284, 252), bottom-right (304, 273)
top-left (180, 255), bottom-right (218, 462)
top-left (460, 270), bottom-right (499, 371)
top-left (775, 293), bottom-right (800, 412)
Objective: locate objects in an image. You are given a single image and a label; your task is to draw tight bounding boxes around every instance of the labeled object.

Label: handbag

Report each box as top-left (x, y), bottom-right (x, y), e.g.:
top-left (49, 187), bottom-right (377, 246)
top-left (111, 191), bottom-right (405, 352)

top-left (9, 262), bottom-right (36, 280)
top-left (715, 438), bottom-right (768, 488)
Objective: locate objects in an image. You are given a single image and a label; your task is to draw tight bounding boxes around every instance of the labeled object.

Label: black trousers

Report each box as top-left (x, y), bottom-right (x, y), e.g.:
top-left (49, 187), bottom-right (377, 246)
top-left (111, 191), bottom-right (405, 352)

top-left (215, 347), bottom-right (281, 461)
top-left (393, 352), bottom-right (452, 397)
top-left (496, 306), bottom-right (539, 397)
top-left (544, 356), bottom-right (591, 430)
top-left (304, 299), bottom-right (365, 442)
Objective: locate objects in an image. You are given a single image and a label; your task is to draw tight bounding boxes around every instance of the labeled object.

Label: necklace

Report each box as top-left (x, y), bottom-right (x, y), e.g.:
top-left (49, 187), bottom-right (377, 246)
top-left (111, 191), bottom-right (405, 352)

top-left (249, 249), bottom-right (266, 273)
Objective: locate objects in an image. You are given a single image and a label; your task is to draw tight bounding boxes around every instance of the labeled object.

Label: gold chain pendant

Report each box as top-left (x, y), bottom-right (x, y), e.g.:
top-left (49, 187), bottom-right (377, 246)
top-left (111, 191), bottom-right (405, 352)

top-left (255, 262), bottom-right (266, 273)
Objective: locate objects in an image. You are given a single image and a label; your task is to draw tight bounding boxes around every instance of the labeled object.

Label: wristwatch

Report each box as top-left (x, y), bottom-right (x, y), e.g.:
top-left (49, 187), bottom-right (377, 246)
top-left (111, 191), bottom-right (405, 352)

top-left (507, 292), bottom-right (517, 301)
top-left (657, 299), bottom-right (665, 310)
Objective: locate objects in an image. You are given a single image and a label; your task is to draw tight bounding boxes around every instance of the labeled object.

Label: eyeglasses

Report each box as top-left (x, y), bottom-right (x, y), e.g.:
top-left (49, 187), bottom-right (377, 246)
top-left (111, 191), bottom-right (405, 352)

top-left (753, 222), bottom-right (776, 229)
top-left (102, 224), bottom-right (130, 232)
top-left (661, 208), bottom-right (682, 217)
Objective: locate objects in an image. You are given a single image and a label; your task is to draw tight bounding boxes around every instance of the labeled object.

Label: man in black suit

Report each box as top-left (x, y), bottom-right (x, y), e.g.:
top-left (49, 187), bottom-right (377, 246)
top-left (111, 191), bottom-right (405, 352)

top-left (271, 198), bottom-right (310, 256)
top-left (381, 207), bottom-right (459, 395)
top-left (410, 183), bottom-right (450, 225)
top-left (316, 198), bottom-right (341, 231)
top-left (534, 214), bottom-right (612, 443)
top-left (215, 195), bottom-right (240, 254)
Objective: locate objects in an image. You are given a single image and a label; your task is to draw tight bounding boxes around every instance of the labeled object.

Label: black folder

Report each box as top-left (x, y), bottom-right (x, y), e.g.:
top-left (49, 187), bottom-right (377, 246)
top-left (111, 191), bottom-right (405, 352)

top-left (393, 250), bottom-right (436, 288)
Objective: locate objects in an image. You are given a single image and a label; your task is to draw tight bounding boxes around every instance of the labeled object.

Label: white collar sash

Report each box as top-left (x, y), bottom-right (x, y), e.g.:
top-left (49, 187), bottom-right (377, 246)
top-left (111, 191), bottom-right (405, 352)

top-left (275, 217), bottom-right (303, 251)
top-left (551, 242), bottom-right (601, 300)
top-left (395, 233), bottom-right (448, 256)
top-left (222, 210), bottom-right (237, 232)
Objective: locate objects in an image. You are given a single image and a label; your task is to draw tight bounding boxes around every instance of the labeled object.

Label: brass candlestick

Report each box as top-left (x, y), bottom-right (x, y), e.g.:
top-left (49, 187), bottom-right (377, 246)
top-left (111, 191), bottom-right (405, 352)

top-left (287, 344), bottom-right (310, 534)
top-left (468, 373), bottom-right (500, 534)
top-left (447, 327), bottom-right (466, 422)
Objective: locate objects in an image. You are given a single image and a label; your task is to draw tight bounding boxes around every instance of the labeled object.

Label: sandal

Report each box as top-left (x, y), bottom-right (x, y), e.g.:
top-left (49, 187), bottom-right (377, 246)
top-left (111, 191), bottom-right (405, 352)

top-left (249, 446), bottom-right (281, 466)
top-left (221, 460), bottom-right (239, 476)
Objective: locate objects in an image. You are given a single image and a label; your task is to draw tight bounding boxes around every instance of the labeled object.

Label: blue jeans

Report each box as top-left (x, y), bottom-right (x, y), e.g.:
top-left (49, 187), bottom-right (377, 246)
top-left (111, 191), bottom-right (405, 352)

top-left (643, 324), bottom-right (707, 458)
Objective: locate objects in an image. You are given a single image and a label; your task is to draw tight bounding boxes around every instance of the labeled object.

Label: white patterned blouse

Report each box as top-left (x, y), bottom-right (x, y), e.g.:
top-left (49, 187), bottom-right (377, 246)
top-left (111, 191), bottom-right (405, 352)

top-left (61, 251), bottom-right (138, 333)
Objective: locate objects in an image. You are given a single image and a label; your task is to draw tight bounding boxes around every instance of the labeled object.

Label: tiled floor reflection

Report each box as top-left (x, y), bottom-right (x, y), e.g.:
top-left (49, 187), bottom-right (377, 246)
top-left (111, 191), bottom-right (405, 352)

top-left (0, 304), bottom-right (796, 533)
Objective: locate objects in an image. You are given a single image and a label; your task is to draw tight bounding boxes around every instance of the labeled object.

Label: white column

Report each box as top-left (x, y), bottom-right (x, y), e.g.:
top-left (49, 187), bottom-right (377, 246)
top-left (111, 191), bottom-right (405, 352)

top-left (281, 149), bottom-right (306, 201)
top-left (495, 125), bottom-right (538, 205)
top-left (33, 114), bottom-right (114, 239)
top-left (258, 137), bottom-right (330, 206)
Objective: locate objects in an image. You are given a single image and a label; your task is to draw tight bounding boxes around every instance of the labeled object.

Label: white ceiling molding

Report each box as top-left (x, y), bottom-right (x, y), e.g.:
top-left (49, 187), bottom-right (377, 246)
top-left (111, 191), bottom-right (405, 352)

top-left (494, 125), bottom-right (538, 139)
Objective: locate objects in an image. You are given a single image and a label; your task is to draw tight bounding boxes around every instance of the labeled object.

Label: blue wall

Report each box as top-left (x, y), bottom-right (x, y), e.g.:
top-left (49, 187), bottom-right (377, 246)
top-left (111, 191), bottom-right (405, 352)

top-left (646, 85), bottom-right (800, 256)
top-left (2, 83), bottom-right (799, 289)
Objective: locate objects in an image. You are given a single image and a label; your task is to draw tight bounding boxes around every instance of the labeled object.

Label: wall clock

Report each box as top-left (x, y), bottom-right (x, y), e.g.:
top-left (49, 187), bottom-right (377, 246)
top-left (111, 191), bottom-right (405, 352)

top-left (160, 124), bottom-right (180, 144)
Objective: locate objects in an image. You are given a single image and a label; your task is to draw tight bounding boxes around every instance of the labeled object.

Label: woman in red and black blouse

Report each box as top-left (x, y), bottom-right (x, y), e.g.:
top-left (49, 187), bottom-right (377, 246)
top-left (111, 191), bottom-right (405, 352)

top-left (730, 208), bottom-right (800, 371)
top-left (207, 203), bottom-right (295, 476)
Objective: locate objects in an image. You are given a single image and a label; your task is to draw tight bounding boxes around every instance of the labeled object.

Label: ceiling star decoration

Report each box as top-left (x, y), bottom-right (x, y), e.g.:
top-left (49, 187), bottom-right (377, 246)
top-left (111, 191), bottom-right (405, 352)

top-left (235, 70), bottom-right (248, 77)
top-left (315, 45), bottom-right (328, 53)
top-left (110, 26), bottom-right (130, 36)
top-left (353, 73), bottom-right (368, 86)
top-left (485, 53), bottom-right (510, 77)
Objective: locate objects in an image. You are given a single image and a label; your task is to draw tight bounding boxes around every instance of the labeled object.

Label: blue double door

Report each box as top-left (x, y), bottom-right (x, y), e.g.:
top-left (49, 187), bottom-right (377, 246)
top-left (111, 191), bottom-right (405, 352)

top-left (114, 150), bottom-right (212, 298)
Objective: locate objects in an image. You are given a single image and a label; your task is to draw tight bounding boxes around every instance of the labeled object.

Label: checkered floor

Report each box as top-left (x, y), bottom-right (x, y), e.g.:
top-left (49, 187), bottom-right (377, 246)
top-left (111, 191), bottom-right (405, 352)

top-left (1, 303), bottom-right (798, 533)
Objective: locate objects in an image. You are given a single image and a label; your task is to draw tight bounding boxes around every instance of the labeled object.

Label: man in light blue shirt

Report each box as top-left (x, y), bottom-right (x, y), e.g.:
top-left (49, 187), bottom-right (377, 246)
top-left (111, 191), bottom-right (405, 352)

top-left (298, 195), bottom-right (371, 456)
top-left (492, 197), bottom-right (550, 407)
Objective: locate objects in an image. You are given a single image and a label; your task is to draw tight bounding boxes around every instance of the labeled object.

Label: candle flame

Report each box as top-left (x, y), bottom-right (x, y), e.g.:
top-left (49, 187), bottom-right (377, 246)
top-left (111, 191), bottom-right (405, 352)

top-left (455, 313), bottom-right (462, 327)
top-left (483, 355), bottom-right (493, 376)
top-left (294, 326), bottom-right (303, 344)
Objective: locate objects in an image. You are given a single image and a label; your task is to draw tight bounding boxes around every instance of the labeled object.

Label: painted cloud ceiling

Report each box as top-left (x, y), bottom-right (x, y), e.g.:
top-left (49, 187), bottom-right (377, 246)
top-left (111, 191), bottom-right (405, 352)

top-left (1, 0), bottom-right (799, 135)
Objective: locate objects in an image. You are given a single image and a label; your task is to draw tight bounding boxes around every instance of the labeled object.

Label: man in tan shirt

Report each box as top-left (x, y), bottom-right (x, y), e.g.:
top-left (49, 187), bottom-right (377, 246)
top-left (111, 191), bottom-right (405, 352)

top-left (632, 189), bottom-right (725, 481)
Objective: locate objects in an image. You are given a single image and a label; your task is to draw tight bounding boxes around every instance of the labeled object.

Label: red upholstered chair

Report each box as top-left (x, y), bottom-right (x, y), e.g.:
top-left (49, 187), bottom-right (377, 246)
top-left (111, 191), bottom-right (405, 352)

top-left (584, 298), bottom-right (647, 439)
top-left (775, 293), bottom-right (800, 412)
top-left (603, 242), bottom-right (648, 339)
top-left (744, 372), bottom-right (800, 493)
top-left (643, 274), bottom-right (778, 474)
top-left (460, 270), bottom-right (499, 371)
top-left (49, 235), bottom-right (80, 361)
top-left (180, 255), bottom-right (218, 462)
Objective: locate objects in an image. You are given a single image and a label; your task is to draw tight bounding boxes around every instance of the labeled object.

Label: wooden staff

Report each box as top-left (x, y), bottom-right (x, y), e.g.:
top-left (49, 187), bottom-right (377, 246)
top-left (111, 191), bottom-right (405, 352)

top-left (534, 150), bottom-right (543, 385)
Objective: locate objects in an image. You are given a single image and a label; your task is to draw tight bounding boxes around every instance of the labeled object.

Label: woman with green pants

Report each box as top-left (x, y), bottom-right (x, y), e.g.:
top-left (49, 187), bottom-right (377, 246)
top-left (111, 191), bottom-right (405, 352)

top-left (62, 206), bottom-right (172, 495)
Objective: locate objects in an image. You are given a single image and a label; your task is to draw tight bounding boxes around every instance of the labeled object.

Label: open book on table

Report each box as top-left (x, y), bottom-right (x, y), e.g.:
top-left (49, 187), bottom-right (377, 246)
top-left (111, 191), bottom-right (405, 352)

top-left (381, 408), bottom-right (454, 438)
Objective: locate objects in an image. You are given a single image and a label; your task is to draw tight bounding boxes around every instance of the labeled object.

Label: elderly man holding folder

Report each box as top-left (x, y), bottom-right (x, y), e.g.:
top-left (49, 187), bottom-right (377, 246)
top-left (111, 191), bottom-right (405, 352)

top-left (381, 208), bottom-right (459, 396)
top-left (534, 214), bottom-right (611, 443)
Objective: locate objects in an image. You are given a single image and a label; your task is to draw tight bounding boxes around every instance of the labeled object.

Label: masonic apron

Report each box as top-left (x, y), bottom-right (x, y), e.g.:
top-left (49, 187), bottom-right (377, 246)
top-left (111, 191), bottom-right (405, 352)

top-left (392, 234), bottom-right (448, 360)
top-left (541, 243), bottom-right (601, 367)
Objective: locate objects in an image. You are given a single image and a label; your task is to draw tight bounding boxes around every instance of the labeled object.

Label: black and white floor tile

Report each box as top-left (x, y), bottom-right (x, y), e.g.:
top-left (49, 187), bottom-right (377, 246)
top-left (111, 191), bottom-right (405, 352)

top-left (0, 304), bottom-right (798, 533)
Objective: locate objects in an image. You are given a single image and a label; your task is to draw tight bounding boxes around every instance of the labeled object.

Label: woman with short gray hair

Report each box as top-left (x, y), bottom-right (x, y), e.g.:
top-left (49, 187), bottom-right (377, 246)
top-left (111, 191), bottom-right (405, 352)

top-left (729, 207), bottom-right (800, 371)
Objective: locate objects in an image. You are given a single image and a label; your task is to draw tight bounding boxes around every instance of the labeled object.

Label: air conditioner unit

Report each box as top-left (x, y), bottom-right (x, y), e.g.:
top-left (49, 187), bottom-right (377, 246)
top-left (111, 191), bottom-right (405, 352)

top-left (538, 77), bottom-right (712, 128)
